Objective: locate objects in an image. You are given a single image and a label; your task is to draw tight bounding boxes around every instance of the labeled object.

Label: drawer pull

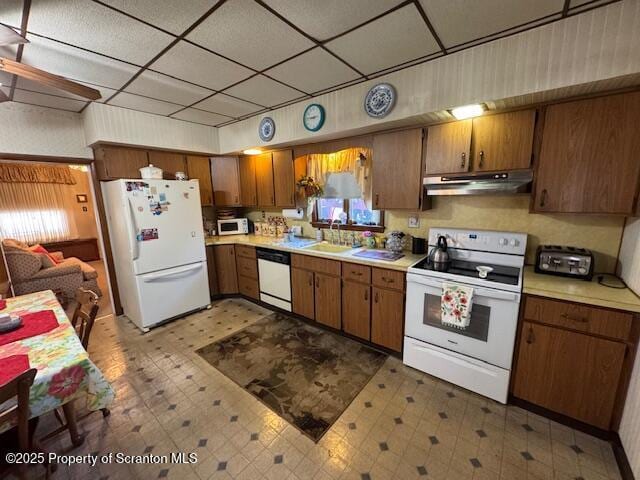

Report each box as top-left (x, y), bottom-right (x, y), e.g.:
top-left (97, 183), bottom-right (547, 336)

top-left (352, 271), bottom-right (363, 276)
top-left (526, 326), bottom-right (535, 344)
top-left (308, 276), bottom-right (312, 287)
top-left (374, 292), bottom-right (379, 303)
top-left (364, 290), bottom-right (368, 301)
top-left (561, 313), bottom-right (588, 323)
top-left (382, 277), bottom-right (394, 283)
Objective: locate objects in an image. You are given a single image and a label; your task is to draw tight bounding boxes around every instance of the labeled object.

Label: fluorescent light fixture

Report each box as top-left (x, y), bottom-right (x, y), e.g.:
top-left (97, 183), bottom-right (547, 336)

top-left (242, 148), bottom-right (262, 155)
top-left (450, 104), bottom-right (484, 120)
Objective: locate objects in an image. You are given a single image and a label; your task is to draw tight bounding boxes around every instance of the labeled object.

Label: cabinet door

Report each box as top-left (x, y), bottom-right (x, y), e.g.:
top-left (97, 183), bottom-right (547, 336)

top-left (238, 156), bottom-right (257, 206)
top-left (148, 151), bottom-right (187, 179)
top-left (213, 245), bottom-right (238, 294)
top-left (372, 129), bottom-right (423, 209)
top-left (211, 157), bottom-right (241, 207)
top-left (342, 280), bottom-right (370, 340)
top-left (424, 120), bottom-right (472, 175)
top-left (272, 150), bottom-right (295, 207)
top-left (371, 287), bottom-right (404, 352)
top-left (292, 267), bottom-right (314, 320)
top-left (255, 153), bottom-right (275, 207)
top-left (96, 146), bottom-right (148, 179)
top-left (472, 110), bottom-right (535, 171)
top-left (513, 322), bottom-right (625, 429)
top-left (205, 246), bottom-right (219, 297)
top-left (186, 156), bottom-right (213, 205)
top-left (314, 273), bottom-right (341, 329)
top-left (533, 92), bottom-right (640, 214)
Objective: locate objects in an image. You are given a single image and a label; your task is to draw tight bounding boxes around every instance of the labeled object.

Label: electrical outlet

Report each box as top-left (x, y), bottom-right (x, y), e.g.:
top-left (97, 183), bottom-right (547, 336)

top-left (408, 214), bottom-right (420, 228)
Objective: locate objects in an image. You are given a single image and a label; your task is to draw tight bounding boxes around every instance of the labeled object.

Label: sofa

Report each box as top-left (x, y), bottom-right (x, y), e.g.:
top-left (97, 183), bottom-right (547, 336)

top-left (2, 239), bottom-right (102, 299)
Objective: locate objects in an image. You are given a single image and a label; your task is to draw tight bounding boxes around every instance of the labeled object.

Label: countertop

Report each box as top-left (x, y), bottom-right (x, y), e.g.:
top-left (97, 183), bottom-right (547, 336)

top-left (205, 234), bottom-right (428, 272)
top-left (523, 266), bottom-right (640, 313)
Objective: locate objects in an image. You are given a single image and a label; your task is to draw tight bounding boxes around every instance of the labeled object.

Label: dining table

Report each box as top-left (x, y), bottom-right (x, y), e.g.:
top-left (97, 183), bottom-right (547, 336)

top-left (0, 290), bottom-right (115, 443)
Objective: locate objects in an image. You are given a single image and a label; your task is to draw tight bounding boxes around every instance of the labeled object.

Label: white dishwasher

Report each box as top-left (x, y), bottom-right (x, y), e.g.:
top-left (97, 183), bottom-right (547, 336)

top-left (256, 248), bottom-right (292, 311)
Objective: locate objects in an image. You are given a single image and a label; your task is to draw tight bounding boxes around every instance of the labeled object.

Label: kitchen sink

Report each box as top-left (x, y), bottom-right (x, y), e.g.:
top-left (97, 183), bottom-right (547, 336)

top-left (303, 243), bottom-right (353, 254)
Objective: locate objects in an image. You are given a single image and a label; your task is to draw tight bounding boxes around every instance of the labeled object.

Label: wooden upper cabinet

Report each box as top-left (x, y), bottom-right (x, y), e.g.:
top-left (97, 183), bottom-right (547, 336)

top-left (272, 150), bottom-right (295, 207)
top-left (238, 156), bottom-right (257, 206)
top-left (533, 92), bottom-right (640, 214)
top-left (255, 153), bottom-right (275, 207)
top-left (94, 146), bottom-right (148, 180)
top-left (513, 321), bottom-right (625, 429)
top-left (372, 128), bottom-right (424, 210)
top-left (424, 120), bottom-right (472, 175)
top-left (148, 151), bottom-right (186, 180)
top-left (211, 156), bottom-right (241, 207)
top-left (472, 110), bottom-right (535, 172)
top-left (186, 156), bottom-right (213, 205)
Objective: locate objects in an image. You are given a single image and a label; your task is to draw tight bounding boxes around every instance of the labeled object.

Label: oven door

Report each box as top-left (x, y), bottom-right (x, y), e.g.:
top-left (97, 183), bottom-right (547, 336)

top-left (405, 273), bottom-right (521, 369)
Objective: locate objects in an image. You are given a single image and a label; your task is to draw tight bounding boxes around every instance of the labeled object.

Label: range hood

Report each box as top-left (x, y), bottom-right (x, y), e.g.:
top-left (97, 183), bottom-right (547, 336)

top-left (424, 170), bottom-right (533, 196)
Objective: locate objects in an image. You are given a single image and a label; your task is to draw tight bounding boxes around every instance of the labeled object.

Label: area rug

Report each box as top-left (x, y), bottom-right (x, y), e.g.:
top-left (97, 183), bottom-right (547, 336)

top-left (196, 312), bottom-right (387, 441)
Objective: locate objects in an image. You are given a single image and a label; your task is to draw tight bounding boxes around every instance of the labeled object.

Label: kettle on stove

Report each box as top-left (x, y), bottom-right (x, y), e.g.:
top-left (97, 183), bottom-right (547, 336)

top-left (428, 235), bottom-right (450, 271)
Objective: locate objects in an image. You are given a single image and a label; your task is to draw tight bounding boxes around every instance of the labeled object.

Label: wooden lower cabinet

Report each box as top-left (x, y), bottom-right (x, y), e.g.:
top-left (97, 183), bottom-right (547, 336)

top-left (205, 246), bottom-right (219, 297)
top-left (238, 275), bottom-right (259, 300)
top-left (371, 287), bottom-right (404, 352)
top-left (213, 245), bottom-right (238, 294)
top-left (292, 267), bottom-right (314, 320)
top-left (314, 273), bottom-right (341, 329)
top-left (513, 320), bottom-right (626, 429)
top-left (342, 280), bottom-right (370, 340)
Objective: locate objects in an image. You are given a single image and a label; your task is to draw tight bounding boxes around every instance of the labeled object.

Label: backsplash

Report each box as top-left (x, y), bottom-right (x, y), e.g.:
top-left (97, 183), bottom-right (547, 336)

top-left (242, 195), bottom-right (625, 274)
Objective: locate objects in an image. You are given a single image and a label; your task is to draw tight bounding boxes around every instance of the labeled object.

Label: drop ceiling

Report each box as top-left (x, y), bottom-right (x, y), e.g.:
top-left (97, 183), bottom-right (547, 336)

top-left (0, 0), bottom-right (619, 128)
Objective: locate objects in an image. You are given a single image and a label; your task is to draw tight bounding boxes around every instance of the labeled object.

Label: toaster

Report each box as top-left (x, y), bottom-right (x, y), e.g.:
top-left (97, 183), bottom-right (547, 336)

top-left (535, 245), bottom-right (594, 281)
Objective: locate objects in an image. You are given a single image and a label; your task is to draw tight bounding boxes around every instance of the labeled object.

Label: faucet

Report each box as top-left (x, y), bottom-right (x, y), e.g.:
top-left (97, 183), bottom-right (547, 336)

top-left (329, 222), bottom-right (335, 244)
top-left (336, 222), bottom-right (342, 245)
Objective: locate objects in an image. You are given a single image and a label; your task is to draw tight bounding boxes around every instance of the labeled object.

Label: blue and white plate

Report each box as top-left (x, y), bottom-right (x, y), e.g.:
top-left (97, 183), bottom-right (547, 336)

top-left (364, 83), bottom-right (396, 118)
top-left (258, 117), bottom-right (276, 142)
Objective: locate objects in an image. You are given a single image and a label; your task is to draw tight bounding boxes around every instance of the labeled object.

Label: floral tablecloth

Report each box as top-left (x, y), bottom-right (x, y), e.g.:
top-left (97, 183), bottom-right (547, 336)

top-left (0, 290), bottom-right (115, 433)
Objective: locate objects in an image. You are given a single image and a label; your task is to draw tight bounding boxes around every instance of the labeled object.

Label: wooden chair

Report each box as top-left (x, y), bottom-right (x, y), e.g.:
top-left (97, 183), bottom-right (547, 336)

top-left (70, 287), bottom-right (100, 350)
top-left (0, 368), bottom-right (52, 479)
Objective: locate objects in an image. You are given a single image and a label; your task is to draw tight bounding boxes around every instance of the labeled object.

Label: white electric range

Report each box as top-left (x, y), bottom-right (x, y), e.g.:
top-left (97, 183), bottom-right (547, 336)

top-left (403, 227), bottom-right (527, 403)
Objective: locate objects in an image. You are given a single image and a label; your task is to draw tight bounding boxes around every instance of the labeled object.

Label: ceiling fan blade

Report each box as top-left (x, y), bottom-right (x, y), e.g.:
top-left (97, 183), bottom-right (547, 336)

top-left (0, 89), bottom-right (9, 103)
top-left (0, 24), bottom-right (28, 47)
top-left (0, 57), bottom-right (101, 100)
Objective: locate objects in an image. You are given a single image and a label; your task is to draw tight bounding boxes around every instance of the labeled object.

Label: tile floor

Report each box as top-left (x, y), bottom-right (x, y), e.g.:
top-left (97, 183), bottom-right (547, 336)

top-left (26, 298), bottom-right (622, 480)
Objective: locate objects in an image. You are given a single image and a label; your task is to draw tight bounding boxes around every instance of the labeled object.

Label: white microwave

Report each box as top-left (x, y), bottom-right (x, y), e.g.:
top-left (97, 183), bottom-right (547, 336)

top-left (217, 218), bottom-right (249, 236)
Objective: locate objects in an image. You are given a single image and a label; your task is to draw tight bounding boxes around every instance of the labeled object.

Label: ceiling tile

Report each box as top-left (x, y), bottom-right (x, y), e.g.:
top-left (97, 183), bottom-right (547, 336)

top-left (99, 0), bottom-right (216, 35)
top-left (0, 43), bottom-right (18, 61)
top-left (186, 0), bottom-right (315, 70)
top-left (263, 0), bottom-right (403, 41)
top-left (325, 4), bottom-right (440, 75)
top-left (193, 93), bottom-right (263, 118)
top-left (419, 0), bottom-right (564, 48)
top-left (108, 91), bottom-right (182, 115)
top-left (0, 0), bottom-right (23, 29)
top-left (25, 0), bottom-right (174, 65)
top-left (20, 35), bottom-right (140, 89)
top-left (125, 70), bottom-right (213, 106)
top-left (171, 108), bottom-right (232, 126)
top-left (12, 89), bottom-right (87, 112)
top-left (149, 41), bottom-right (253, 91)
top-left (0, 70), bottom-right (13, 87)
top-left (264, 47), bottom-right (360, 94)
top-left (224, 75), bottom-right (304, 107)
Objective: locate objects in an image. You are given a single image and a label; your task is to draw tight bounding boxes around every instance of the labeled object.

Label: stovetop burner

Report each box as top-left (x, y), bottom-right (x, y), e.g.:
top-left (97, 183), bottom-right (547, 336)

top-left (414, 258), bottom-right (521, 286)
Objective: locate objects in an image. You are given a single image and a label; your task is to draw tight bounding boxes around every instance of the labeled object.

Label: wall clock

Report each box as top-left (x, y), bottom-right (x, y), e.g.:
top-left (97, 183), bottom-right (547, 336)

top-left (258, 117), bottom-right (276, 141)
top-left (364, 83), bottom-right (396, 118)
top-left (303, 103), bottom-right (325, 132)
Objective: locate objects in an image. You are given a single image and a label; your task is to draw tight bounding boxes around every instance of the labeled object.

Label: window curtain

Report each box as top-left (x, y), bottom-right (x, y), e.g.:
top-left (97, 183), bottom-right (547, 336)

top-left (0, 177), bottom-right (79, 244)
top-left (305, 147), bottom-right (373, 207)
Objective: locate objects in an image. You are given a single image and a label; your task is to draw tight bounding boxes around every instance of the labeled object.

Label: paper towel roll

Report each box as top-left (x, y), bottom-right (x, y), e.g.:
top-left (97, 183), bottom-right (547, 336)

top-left (282, 208), bottom-right (304, 219)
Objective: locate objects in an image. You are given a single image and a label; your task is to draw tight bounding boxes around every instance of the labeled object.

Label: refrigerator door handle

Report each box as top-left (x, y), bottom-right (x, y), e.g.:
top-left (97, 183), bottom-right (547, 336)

top-left (142, 263), bottom-right (203, 282)
top-left (127, 197), bottom-right (140, 261)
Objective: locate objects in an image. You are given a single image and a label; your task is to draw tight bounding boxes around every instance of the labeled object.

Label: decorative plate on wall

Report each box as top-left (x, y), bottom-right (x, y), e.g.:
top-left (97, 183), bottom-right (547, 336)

top-left (303, 103), bottom-right (325, 132)
top-left (259, 117), bottom-right (276, 141)
top-left (364, 83), bottom-right (396, 118)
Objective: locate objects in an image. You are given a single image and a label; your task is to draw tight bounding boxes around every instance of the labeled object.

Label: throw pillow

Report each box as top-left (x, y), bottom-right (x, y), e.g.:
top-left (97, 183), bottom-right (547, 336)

top-left (28, 245), bottom-right (60, 266)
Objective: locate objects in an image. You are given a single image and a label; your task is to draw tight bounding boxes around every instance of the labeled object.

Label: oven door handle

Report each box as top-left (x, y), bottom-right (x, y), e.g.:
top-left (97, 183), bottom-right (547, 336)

top-left (407, 275), bottom-right (519, 302)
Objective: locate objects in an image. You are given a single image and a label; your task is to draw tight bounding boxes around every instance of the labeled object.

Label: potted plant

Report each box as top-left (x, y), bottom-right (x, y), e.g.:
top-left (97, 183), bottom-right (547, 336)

top-left (296, 176), bottom-right (324, 218)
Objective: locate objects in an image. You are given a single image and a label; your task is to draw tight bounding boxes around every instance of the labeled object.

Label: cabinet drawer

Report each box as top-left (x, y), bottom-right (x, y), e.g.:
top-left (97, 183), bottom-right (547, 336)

top-left (236, 245), bottom-right (256, 259)
top-left (342, 263), bottom-right (371, 283)
top-left (523, 296), bottom-right (632, 341)
top-left (236, 256), bottom-right (258, 280)
top-left (292, 254), bottom-right (341, 276)
top-left (372, 268), bottom-right (405, 291)
top-left (238, 275), bottom-right (259, 300)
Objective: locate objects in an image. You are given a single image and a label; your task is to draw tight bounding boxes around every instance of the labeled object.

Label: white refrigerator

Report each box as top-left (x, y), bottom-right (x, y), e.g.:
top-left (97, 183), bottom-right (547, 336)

top-left (102, 179), bottom-right (210, 331)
